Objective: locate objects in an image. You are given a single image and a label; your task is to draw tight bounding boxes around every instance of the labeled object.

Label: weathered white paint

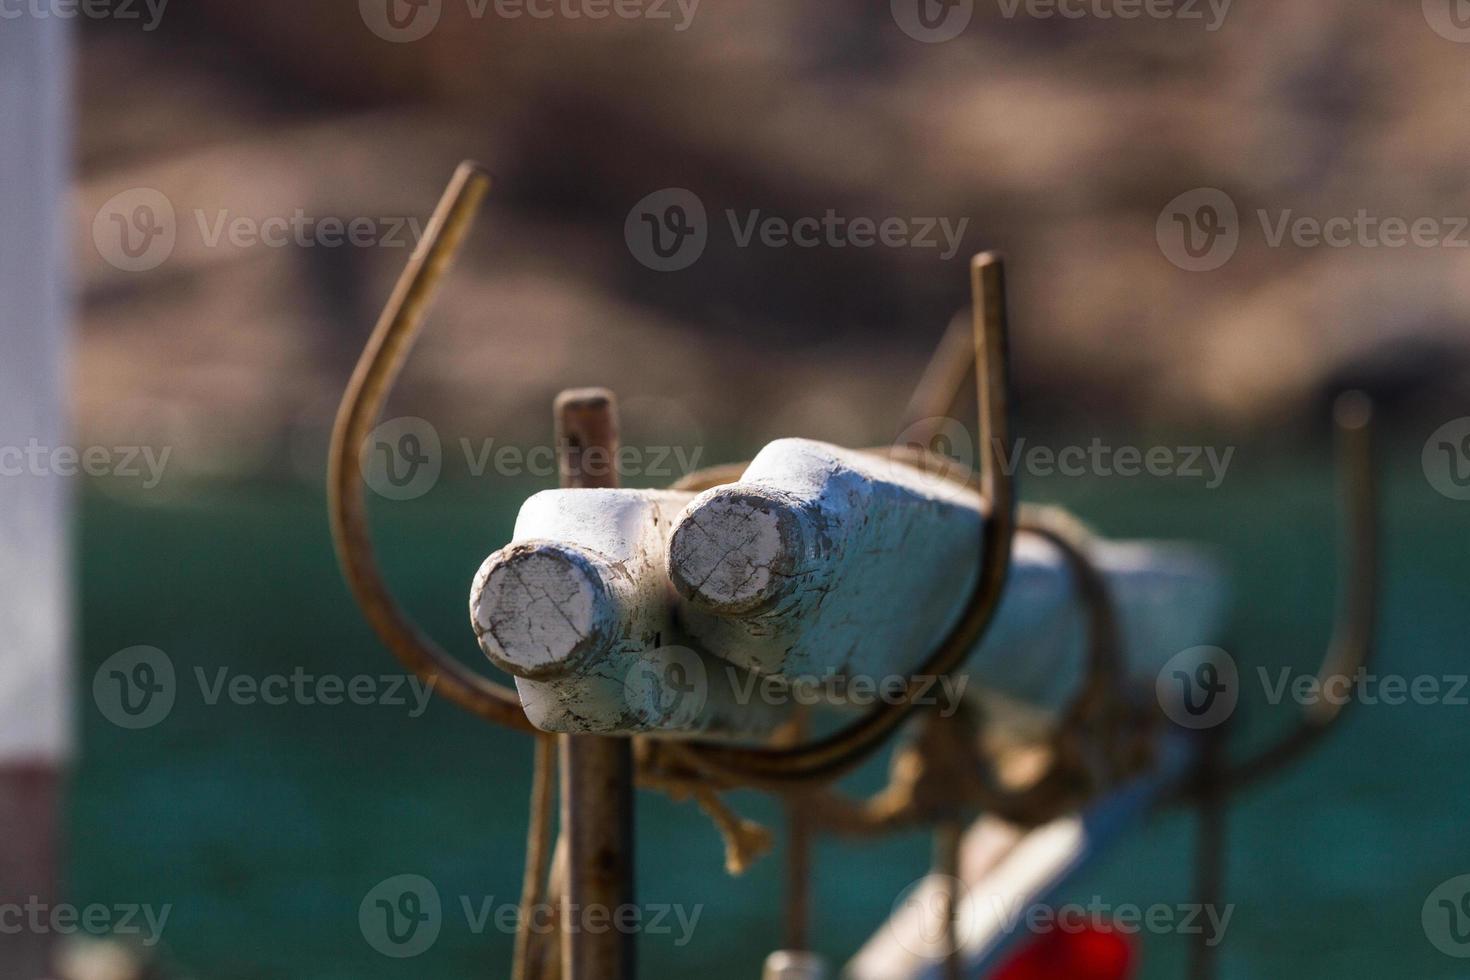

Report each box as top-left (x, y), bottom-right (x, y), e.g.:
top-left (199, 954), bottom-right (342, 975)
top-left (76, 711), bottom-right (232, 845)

top-left (668, 439), bottom-right (1226, 712)
top-left (0, 15), bottom-right (71, 764)
top-left (473, 542), bottom-right (632, 679)
top-left (471, 488), bottom-right (789, 739)
top-left (474, 439), bottom-right (1225, 736)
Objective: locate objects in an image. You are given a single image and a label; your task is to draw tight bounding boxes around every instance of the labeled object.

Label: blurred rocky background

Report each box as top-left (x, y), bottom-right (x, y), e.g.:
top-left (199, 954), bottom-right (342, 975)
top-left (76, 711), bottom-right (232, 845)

top-left (74, 1), bottom-right (1470, 486)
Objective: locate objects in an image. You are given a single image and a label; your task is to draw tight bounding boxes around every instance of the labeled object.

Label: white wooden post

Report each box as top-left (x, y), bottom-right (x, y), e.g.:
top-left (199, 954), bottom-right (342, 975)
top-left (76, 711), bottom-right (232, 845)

top-left (0, 14), bottom-right (72, 980)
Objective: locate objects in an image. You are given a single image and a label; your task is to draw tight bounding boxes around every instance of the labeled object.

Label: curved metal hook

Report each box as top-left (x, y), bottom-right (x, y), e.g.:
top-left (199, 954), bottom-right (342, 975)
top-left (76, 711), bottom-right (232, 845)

top-left (327, 162), bottom-right (535, 733)
top-left (961, 506), bottom-right (1143, 825)
top-left (1218, 392), bottom-right (1377, 792)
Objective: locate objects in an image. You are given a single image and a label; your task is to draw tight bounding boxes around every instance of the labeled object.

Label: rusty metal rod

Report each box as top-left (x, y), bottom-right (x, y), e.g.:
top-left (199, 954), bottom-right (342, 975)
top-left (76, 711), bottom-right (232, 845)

top-left (784, 802), bottom-right (812, 952)
top-left (327, 161), bottom-right (534, 732)
top-left (935, 821), bottom-right (964, 980)
top-left (554, 388), bottom-right (635, 980)
top-left (1218, 391), bottom-right (1377, 793)
top-left (514, 734), bottom-right (559, 980)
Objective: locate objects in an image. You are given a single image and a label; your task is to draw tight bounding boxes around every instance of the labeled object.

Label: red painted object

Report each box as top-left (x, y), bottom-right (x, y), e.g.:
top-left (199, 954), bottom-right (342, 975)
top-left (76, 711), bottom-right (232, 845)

top-left (990, 924), bottom-right (1137, 980)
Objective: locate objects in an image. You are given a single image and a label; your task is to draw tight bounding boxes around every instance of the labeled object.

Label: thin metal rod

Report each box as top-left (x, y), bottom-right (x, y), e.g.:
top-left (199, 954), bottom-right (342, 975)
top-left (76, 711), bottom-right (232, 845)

top-left (514, 735), bottom-right (558, 980)
top-left (782, 707), bottom-right (815, 952)
top-left (783, 711), bottom-right (812, 952)
top-left (537, 839), bottom-right (569, 980)
top-left (935, 821), bottom-right (964, 980)
top-left (784, 801), bottom-right (812, 951)
top-left (555, 388), bottom-right (635, 980)
top-left (1189, 726), bottom-right (1227, 980)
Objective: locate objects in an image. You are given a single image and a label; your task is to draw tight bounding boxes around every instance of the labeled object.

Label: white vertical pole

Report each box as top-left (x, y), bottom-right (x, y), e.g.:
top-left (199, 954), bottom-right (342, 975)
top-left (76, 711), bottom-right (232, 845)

top-left (0, 12), bottom-right (72, 980)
